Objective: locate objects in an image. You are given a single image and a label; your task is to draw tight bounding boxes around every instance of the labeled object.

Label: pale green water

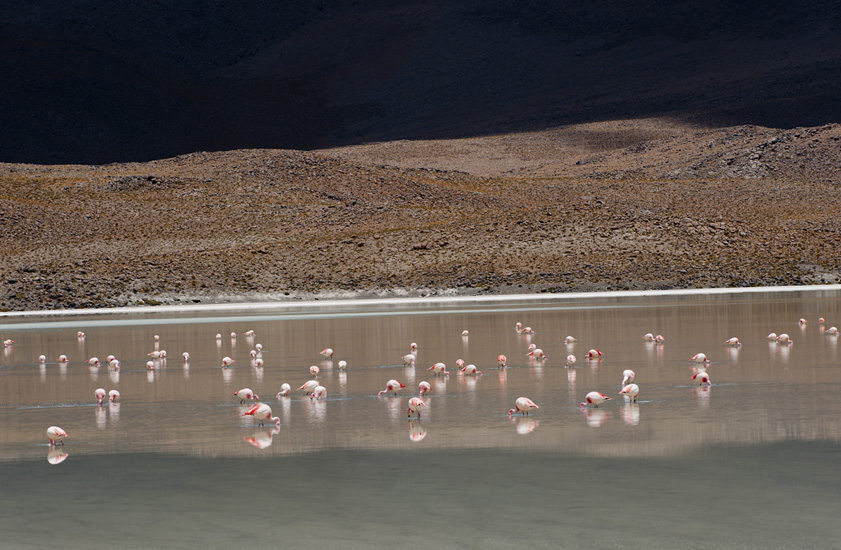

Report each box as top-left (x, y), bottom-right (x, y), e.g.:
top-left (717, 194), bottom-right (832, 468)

top-left (1, 289), bottom-right (840, 548)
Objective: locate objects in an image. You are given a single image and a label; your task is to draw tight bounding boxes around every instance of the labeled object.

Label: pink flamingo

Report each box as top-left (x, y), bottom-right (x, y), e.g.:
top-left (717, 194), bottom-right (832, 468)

top-left (619, 384), bottom-right (640, 402)
top-left (47, 426), bottom-right (68, 446)
top-left (692, 371), bottom-right (711, 385)
top-left (428, 362), bottom-right (449, 376)
top-left (320, 348), bottom-right (334, 359)
top-left (407, 397), bottom-right (426, 418)
top-left (338, 360), bottom-right (347, 370)
top-left (221, 356), bottom-right (234, 367)
top-left (655, 334), bottom-right (665, 344)
top-left (527, 348), bottom-right (545, 360)
top-left (621, 369), bottom-right (636, 386)
top-left (776, 333), bottom-right (792, 345)
top-left (242, 403), bottom-right (280, 427)
top-left (109, 390), bottom-right (120, 402)
top-left (564, 336), bottom-right (577, 344)
top-left (94, 388), bottom-right (107, 405)
top-left (87, 357), bottom-right (101, 367)
top-left (298, 380), bottom-right (318, 394)
top-left (277, 383), bottom-right (292, 397)
top-left (508, 397), bottom-right (539, 417)
top-left (497, 354), bottom-right (507, 368)
top-left (565, 354), bottom-right (577, 367)
top-left (586, 349), bottom-right (603, 359)
top-left (403, 353), bottom-right (417, 365)
top-left (723, 337), bottom-right (742, 347)
top-left (580, 391), bottom-right (612, 410)
top-left (455, 359), bottom-right (465, 369)
top-left (309, 365), bottom-right (320, 378)
top-left (418, 381), bottom-right (431, 396)
top-left (643, 333), bottom-right (655, 342)
top-left (233, 388), bottom-right (259, 403)
top-left (378, 379), bottom-right (406, 396)
top-left (310, 385), bottom-right (327, 400)
top-left (690, 353), bottom-right (710, 363)
top-left (460, 364), bottom-right (482, 375)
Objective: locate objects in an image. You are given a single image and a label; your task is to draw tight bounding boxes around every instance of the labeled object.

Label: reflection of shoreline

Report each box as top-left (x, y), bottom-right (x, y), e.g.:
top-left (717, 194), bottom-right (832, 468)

top-left (2, 285), bottom-right (839, 322)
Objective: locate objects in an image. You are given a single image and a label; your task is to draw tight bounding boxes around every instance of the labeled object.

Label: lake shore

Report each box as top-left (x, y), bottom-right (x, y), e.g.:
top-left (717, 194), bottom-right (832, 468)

top-left (2, 119), bottom-right (840, 312)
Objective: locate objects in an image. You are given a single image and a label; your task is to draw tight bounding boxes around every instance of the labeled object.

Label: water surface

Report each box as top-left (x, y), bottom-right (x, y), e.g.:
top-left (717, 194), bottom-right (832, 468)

top-left (1, 288), bottom-right (840, 548)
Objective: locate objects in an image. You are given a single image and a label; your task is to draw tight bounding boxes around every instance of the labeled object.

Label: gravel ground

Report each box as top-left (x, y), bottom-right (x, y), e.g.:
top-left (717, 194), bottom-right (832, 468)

top-left (1, 119), bottom-right (840, 311)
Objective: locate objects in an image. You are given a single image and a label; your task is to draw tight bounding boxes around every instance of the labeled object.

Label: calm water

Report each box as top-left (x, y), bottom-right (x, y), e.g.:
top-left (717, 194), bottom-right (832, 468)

top-left (2, 288), bottom-right (841, 549)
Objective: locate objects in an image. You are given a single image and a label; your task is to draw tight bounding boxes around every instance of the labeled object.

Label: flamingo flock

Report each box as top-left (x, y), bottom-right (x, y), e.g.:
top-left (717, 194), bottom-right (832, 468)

top-left (5, 312), bottom-right (834, 453)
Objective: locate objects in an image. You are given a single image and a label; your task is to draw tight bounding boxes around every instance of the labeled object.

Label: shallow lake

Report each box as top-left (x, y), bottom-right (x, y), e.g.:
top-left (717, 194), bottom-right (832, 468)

top-left (2, 288), bottom-right (841, 549)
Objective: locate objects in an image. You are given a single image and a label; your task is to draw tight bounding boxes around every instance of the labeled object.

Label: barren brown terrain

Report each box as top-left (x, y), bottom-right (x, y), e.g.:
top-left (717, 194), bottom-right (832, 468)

top-left (2, 118), bottom-right (840, 311)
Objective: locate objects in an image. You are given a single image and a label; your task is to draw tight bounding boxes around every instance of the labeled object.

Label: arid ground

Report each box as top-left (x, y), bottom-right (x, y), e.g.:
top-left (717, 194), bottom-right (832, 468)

top-left (1, 2), bottom-right (840, 310)
top-left (2, 119), bottom-right (840, 311)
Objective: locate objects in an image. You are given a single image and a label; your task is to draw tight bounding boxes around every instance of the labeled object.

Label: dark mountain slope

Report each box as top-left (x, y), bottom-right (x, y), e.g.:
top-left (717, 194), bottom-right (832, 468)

top-left (1, 0), bottom-right (840, 163)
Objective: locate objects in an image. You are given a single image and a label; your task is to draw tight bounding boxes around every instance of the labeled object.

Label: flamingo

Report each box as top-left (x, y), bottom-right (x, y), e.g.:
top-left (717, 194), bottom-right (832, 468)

top-left (39, 355), bottom-right (46, 363)
top-left (766, 332), bottom-right (778, 341)
top-left (233, 388), bottom-right (259, 403)
top-left (231, 332), bottom-right (237, 339)
top-left (691, 353), bottom-right (710, 363)
top-left (250, 350), bottom-right (258, 359)
top-left (403, 353), bottom-right (417, 366)
top-left (564, 336), bottom-right (577, 344)
top-left (253, 358), bottom-right (264, 368)
top-left (147, 351), bottom-right (165, 359)
top-left (242, 403), bottom-right (280, 427)
top-left (655, 334), bottom-right (665, 344)
top-left (77, 331), bottom-right (85, 339)
top-left (428, 362), bottom-right (449, 376)
top-left (461, 364), bottom-right (482, 375)
top-left (586, 349), bottom-right (603, 359)
top-left (310, 386), bottom-right (327, 400)
top-left (799, 318), bottom-right (808, 325)
top-left (527, 348), bottom-right (545, 360)
top-left (692, 371), bottom-right (712, 385)
top-left (410, 342), bottom-right (418, 353)
top-left (221, 356), bottom-right (234, 367)
top-left (827, 327), bottom-right (839, 335)
top-left (182, 352), bottom-right (190, 362)
top-left (109, 390), bottom-right (120, 403)
top-left (320, 348), bottom-right (334, 360)
top-left (277, 383), bottom-right (292, 397)
top-left (621, 369), bottom-right (636, 386)
top-left (378, 379), bottom-right (406, 396)
top-left (527, 343), bottom-right (536, 351)
top-left (87, 357), bottom-right (100, 367)
top-left (723, 337), bottom-right (742, 347)
top-left (47, 426), bottom-right (68, 446)
top-left (497, 354), bottom-right (507, 368)
top-left (461, 330), bottom-right (469, 336)
top-left (643, 333), bottom-right (655, 342)
top-left (244, 330), bottom-right (256, 337)
top-left (298, 380), bottom-right (319, 394)
top-left (515, 322), bottom-right (523, 333)
top-left (255, 343), bottom-right (263, 352)
top-left (819, 318), bottom-right (826, 324)
top-left (338, 360), bottom-right (347, 370)
top-left (455, 359), bottom-right (465, 369)
top-left (57, 354), bottom-right (68, 363)
top-left (522, 327), bottom-right (535, 335)
top-left (776, 333), bottom-right (792, 344)
top-left (95, 388), bottom-right (107, 405)
top-left (580, 391), bottom-right (612, 410)
top-left (146, 361), bottom-right (155, 370)
top-left (216, 333), bottom-right (222, 340)
top-left (407, 397), bottom-right (426, 418)
top-left (108, 359), bottom-right (120, 371)
top-left (565, 354), bottom-right (577, 367)
top-left (619, 384), bottom-right (640, 402)
top-left (508, 397), bottom-right (539, 417)
top-left (310, 365), bottom-right (320, 378)
top-left (418, 381), bottom-right (431, 396)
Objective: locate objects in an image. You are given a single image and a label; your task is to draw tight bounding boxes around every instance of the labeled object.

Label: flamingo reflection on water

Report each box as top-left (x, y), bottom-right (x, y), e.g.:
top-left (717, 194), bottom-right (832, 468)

top-left (243, 426), bottom-right (280, 449)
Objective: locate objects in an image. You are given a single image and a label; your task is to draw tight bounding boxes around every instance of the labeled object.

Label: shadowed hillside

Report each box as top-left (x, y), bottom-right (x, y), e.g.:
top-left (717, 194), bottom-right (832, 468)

top-left (2, 0), bottom-right (840, 164)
